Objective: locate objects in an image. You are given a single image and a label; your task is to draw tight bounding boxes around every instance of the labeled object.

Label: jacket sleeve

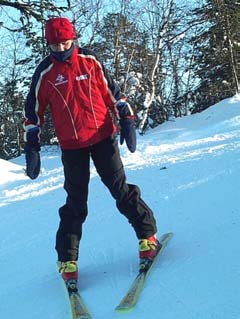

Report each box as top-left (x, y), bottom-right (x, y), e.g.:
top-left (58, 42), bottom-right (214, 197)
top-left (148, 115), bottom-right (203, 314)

top-left (23, 58), bottom-right (51, 142)
top-left (99, 62), bottom-right (124, 101)
top-left (97, 62), bottom-right (125, 116)
top-left (80, 48), bottom-right (125, 116)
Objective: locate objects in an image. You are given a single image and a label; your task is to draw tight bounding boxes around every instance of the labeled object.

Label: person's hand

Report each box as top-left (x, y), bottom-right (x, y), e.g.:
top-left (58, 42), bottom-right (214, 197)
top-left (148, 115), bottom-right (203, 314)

top-left (25, 145), bottom-right (41, 179)
top-left (24, 127), bottom-right (41, 180)
top-left (119, 118), bottom-right (136, 153)
top-left (116, 100), bottom-right (137, 153)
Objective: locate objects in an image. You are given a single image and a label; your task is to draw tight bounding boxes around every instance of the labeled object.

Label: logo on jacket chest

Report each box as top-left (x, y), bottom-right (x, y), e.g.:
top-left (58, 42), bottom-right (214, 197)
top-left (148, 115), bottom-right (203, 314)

top-left (55, 74), bottom-right (68, 86)
top-left (76, 74), bottom-right (88, 81)
top-left (54, 73), bottom-right (88, 86)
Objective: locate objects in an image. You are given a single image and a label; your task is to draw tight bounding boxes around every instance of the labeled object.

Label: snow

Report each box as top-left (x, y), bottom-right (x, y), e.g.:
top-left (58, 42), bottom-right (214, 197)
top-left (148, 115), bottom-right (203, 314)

top-left (0, 95), bottom-right (240, 319)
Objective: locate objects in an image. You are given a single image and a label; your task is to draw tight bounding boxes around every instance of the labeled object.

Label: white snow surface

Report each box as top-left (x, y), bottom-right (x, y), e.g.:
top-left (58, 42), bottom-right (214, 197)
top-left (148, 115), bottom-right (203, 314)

top-left (0, 95), bottom-right (240, 319)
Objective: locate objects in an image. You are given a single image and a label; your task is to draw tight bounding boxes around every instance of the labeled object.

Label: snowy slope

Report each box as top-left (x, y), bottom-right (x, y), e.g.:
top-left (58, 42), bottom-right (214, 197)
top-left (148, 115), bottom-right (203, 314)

top-left (0, 95), bottom-right (240, 319)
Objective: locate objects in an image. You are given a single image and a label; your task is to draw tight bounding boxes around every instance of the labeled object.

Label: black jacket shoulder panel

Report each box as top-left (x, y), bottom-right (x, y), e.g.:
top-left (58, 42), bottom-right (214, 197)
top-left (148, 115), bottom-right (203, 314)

top-left (31, 56), bottom-right (52, 87)
top-left (24, 56), bottom-right (52, 125)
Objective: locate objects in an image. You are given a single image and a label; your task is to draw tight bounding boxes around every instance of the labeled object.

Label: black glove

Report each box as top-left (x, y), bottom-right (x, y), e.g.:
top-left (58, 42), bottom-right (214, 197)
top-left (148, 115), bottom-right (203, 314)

top-left (25, 145), bottom-right (41, 179)
top-left (24, 127), bottom-right (41, 180)
top-left (116, 100), bottom-right (137, 153)
top-left (119, 118), bottom-right (136, 153)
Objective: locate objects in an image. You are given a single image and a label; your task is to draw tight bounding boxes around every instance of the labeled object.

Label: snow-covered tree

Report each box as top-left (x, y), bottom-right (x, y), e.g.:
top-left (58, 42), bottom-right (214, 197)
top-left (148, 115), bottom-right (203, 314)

top-left (189, 0), bottom-right (240, 113)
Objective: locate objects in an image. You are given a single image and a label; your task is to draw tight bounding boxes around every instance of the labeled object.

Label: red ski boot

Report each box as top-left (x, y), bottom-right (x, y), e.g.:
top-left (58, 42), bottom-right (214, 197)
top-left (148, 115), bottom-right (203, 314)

top-left (139, 235), bottom-right (161, 272)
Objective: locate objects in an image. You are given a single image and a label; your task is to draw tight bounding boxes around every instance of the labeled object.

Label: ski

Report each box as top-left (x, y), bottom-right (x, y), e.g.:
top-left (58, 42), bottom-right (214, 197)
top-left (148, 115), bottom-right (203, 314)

top-left (64, 279), bottom-right (92, 319)
top-left (115, 232), bottom-right (173, 312)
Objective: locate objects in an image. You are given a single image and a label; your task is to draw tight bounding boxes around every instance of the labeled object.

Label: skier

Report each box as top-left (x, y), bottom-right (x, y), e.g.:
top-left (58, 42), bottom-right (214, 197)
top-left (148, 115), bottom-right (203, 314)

top-left (23, 17), bottom-right (159, 282)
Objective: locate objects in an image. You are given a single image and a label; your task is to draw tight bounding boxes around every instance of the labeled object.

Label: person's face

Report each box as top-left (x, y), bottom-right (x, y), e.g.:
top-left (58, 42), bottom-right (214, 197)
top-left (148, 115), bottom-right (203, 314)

top-left (49, 40), bottom-right (73, 52)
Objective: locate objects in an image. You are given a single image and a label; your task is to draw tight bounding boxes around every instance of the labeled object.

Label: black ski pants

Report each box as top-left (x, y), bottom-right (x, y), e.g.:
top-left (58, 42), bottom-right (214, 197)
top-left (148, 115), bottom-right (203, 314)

top-left (56, 136), bottom-right (157, 262)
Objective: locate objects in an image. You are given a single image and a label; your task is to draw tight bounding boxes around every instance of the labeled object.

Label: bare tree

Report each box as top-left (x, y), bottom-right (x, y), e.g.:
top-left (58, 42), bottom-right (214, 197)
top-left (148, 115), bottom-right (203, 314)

top-left (67, 0), bottom-right (103, 46)
top-left (0, 1), bottom-right (69, 29)
top-left (0, 32), bottom-right (26, 159)
top-left (138, 0), bottom-right (174, 134)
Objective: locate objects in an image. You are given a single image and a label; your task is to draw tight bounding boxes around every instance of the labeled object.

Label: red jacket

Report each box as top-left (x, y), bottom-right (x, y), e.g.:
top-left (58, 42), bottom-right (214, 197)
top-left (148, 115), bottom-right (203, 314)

top-left (24, 47), bottom-right (123, 149)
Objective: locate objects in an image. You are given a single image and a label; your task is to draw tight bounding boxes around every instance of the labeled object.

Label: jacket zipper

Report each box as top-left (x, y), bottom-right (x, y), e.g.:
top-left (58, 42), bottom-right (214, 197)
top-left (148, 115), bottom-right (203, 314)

top-left (88, 67), bottom-right (99, 130)
top-left (48, 80), bottom-right (78, 140)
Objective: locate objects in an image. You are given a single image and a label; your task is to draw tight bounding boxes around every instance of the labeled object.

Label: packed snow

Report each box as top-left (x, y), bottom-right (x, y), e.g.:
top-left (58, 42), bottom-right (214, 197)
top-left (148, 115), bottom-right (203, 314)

top-left (0, 95), bottom-right (240, 319)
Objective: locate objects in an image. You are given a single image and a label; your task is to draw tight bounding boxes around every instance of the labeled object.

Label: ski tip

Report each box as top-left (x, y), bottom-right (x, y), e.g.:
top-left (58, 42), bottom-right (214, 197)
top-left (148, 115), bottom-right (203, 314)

top-left (159, 232), bottom-right (174, 241)
top-left (115, 305), bottom-right (133, 313)
top-left (164, 231), bottom-right (174, 236)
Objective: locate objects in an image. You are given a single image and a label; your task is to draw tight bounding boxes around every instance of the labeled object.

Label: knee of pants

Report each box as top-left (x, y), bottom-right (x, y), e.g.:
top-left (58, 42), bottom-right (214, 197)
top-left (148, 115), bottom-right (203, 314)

top-left (59, 203), bottom-right (88, 224)
top-left (117, 183), bottom-right (141, 202)
top-left (103, 170), bottom-right (136, 202)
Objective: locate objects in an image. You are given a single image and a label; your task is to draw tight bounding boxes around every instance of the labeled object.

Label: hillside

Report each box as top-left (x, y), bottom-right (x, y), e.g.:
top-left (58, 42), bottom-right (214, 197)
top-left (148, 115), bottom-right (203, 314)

top-left (0, 94), bottom-right (240, 319)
